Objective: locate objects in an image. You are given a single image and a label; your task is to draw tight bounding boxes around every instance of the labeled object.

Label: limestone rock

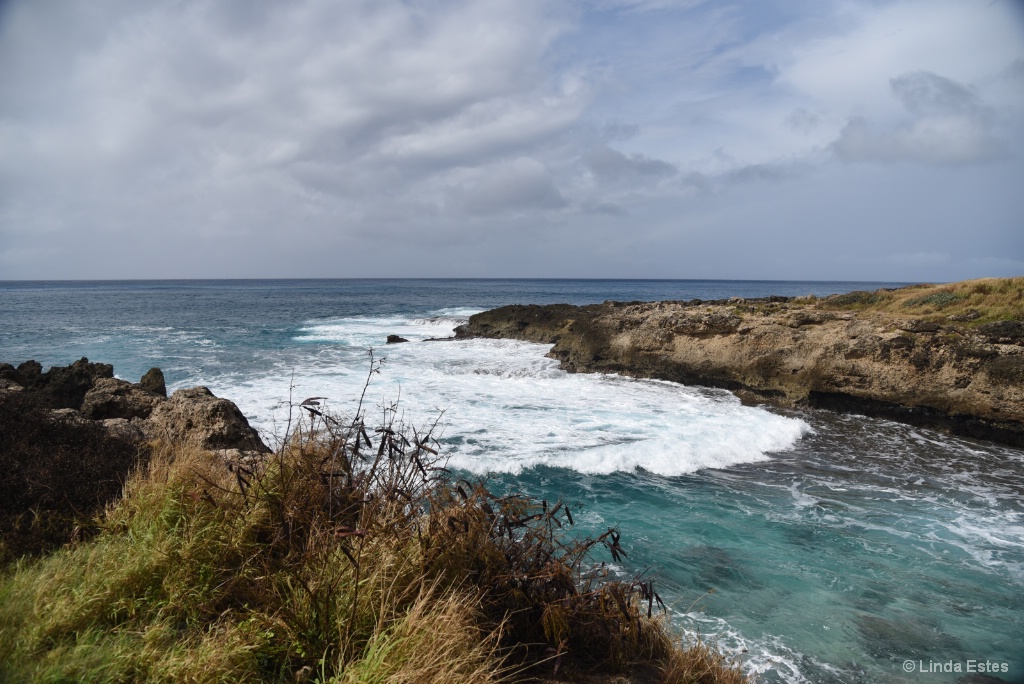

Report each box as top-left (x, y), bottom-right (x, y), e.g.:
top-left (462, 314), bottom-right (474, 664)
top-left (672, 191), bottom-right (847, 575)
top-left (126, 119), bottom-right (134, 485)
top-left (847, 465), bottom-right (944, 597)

top-left (140, 367), bottom-right (167, 397)
top-left (145, 386), bottom-right (270, 453)
top-left (102, 417), bottom-right (147, 443)
top-left (897, 319), bottom-right (940, 333)
top-left (456, 297), bottom-right (1024, 446)
top-left (81, 377), bottom-right (165, 420)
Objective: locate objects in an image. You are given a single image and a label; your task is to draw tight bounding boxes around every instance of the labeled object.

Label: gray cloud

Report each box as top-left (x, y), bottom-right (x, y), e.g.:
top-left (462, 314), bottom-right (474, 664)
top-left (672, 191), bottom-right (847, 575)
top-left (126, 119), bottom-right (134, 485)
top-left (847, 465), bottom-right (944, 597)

top-left (584, 145), bottom-right (677, 180)
top-left (785, 108), bottom-right (821, 135)
top-left (890, 71), bottom-right (985, 117)
top-left (0, 0), bottom-right (1020, 280)
top-left (833, 71), bottom-right (1003, 165)
top-left (453, 157), bottom-right (567, 215)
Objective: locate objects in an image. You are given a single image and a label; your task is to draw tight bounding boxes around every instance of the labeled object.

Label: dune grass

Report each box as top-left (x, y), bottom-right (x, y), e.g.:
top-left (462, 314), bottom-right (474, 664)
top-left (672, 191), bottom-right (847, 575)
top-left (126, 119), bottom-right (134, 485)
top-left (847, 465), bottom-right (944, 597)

top-left (0, 381), bottom-right (748, 684)
top-left (806, 276), bottom-right (1024, 323)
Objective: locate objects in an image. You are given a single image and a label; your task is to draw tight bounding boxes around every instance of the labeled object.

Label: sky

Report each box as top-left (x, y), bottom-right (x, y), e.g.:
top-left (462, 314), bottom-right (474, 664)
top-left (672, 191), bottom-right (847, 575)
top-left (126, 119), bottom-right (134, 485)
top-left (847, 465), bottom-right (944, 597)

top-left (0, 0), bottom-right (1022, 281)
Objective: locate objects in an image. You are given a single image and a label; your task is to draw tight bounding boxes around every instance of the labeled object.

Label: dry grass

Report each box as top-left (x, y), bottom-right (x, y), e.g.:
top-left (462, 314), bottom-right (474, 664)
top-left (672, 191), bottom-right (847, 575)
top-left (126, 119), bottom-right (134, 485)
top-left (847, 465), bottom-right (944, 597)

top-left (660, 637), bottom-right (747, 684)
top-left (807, 277), bottom-right (1023, 323)
top-left (0, 363), bottom-right (750, 683)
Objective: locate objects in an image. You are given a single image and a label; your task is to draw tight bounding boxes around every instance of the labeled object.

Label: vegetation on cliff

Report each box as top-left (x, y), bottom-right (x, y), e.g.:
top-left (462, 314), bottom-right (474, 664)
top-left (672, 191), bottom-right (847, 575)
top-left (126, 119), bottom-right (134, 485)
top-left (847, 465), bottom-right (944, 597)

top-left (806, 276), bottom-right (1024, 323)
top-left (0, 366), bottom-right (746, 683)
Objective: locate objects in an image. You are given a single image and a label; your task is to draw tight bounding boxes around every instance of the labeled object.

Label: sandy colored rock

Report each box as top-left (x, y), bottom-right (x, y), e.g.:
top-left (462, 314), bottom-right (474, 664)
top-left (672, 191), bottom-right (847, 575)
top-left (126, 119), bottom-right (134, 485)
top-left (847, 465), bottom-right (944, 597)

top-left (145, 386), bottom-right (270, 452)
top-left (102, 417), bottom-right (147, 443)
top-left (81, 377), bottom-right (165, 420)
top-left (456, 299), bottom-right (1024, 446)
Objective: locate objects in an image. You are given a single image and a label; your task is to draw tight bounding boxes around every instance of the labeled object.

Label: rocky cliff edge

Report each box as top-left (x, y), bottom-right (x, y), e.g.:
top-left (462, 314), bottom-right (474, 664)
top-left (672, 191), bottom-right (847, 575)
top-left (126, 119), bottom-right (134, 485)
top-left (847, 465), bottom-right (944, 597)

top-left (0, 357), bottom-right (270, 459)
top-left (455, 279), bottom-right (1024, 447)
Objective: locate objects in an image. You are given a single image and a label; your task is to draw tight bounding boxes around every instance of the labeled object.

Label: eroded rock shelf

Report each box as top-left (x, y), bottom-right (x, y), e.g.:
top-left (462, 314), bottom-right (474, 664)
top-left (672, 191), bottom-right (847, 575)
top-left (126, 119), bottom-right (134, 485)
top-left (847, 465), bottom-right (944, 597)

top-left (455, 296), bottom-right (1024, 446)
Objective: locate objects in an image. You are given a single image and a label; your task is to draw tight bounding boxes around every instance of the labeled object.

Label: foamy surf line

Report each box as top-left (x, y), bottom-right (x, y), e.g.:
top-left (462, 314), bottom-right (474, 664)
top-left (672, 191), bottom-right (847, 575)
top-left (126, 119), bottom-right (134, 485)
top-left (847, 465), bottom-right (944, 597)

top-left (215, 312), bottom-right (810, 477)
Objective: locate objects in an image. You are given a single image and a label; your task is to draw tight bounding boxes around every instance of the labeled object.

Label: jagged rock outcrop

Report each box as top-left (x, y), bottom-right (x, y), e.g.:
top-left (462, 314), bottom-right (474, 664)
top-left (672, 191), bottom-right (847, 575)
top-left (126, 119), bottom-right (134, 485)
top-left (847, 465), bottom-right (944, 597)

top-left (144, 386), bottom-right (269, 454)
top-left (0, 359), bottom-right (269, 454)
top-left (386, 334), bottom-right (410, 344)
top-left (1, 359), bottom-right (271, 560)
top-left (81, 377), bottom-right (164, 420)
top-left (140, 367), bottom-right (167, 397)
top-left (456, 299), bottom-right (1024, 446)
top-left (0, 357), bottom-right (114, 409)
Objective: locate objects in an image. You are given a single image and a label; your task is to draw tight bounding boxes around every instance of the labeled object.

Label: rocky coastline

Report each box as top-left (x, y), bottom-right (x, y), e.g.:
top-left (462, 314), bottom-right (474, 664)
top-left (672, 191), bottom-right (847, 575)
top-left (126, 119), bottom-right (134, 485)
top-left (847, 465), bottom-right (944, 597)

top-left (454, 282), bottom-right (1024, 447)
top-left (1, 357), bottom-right (270, 561)
top-left (0, 357), bottom-right (270, 457)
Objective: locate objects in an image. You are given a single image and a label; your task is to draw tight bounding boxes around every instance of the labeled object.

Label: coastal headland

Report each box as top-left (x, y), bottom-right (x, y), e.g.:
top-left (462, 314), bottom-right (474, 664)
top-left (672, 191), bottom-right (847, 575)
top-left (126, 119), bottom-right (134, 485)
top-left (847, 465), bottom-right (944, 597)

top-left (455, 278), bottom-right (1024, 447)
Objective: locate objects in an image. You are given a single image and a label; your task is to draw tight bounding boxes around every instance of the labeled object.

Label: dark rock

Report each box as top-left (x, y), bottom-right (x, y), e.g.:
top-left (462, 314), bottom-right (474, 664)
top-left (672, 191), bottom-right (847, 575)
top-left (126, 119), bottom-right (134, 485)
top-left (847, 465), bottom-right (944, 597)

top-left (0, 391), bottom-right (145, 561)
top-left (0, 362), bottom-right (19, 383)
top-left (977, 320), bottom-right (1024, 345)
top-left (0, 378), bottom-right (23, 398)
top-left (16, 360), bottom-right (42, 382)
top-left (9, 358), bottom-right (115, 409)
top-left (898, 319), bottom-right (940, 333)
top-left (386, 335), bottom-right (409, 344)
top-left (81, 377), bottom-right (165, 420)
top-left (140, 367), bottom-right (167, 397)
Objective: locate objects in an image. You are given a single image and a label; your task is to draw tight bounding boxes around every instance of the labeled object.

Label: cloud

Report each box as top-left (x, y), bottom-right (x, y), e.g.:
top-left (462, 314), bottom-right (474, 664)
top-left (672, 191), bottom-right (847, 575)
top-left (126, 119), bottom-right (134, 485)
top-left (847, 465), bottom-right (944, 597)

top-left (833, 71), bottom-right (1003, 165)
top-left (0, 0), bottom-right (581, 243)
top-left (453, 157), bottom-right (566, 215)
top-left (0, 0), bottom-right (1020, 279)
top-left (583, 145), bottom-right (677, 180)
top-left (785, 108), bottom-right (821, 135)
top-left (890, 71), bottom-right (985, 117)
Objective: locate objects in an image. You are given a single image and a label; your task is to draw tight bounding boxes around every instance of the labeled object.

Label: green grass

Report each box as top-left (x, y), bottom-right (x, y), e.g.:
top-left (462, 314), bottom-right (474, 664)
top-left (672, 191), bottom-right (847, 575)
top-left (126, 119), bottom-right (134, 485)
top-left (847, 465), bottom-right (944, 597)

top-left (0, 397), bottom-right (748, 684)
top-left (813, 277), bottom-right (1023, 323)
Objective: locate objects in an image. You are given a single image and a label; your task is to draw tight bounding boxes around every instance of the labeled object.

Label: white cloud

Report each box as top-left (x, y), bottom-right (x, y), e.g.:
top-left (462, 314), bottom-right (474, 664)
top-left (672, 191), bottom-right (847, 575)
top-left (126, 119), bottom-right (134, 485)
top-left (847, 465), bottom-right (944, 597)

top-left (833, 71), bottom-right (1003, 165)
top-left (452, 157), bottom-right (567, 215)
top-left (778, 0), bottom-right (1024, 120)
top-left (0, 0), bottom-right (1020, 279)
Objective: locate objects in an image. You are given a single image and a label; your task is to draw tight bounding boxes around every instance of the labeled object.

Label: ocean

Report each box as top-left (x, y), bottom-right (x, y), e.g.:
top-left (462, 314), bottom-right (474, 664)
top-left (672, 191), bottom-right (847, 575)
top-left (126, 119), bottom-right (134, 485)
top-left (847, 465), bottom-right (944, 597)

top-left (2, 279), bottom-right (1022, 683)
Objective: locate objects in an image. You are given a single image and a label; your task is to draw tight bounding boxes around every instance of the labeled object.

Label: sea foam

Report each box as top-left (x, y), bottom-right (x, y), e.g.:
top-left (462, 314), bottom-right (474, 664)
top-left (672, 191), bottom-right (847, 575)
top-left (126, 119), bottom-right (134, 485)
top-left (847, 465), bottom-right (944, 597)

top-left (216, 311), bottom-right (810, 476)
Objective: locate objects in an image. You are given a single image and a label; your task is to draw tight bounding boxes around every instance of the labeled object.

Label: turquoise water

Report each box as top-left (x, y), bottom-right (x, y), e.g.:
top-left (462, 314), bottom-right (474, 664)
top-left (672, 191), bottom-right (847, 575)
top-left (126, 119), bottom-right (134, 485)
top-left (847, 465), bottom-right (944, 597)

top-left (490, 413), bottom-right (1024, 682)
top-left (2, 279), bottom-right (1021, 683)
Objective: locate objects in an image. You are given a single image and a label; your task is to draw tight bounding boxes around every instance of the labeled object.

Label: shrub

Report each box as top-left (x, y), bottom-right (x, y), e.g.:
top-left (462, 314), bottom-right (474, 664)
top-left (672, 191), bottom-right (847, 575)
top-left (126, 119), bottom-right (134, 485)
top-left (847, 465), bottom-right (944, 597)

top-left (821, 291), bottom-right (890, 308)
top-left (0, 358), bottom-right (748, 683)
top-left (903, 291), bottom-right (964, 309)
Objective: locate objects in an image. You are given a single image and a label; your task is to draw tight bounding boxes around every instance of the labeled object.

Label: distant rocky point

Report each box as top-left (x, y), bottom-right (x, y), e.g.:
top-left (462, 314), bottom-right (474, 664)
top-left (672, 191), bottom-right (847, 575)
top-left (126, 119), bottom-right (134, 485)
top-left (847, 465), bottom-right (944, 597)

top-left (455, 278), bottom-right (1024, 447)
